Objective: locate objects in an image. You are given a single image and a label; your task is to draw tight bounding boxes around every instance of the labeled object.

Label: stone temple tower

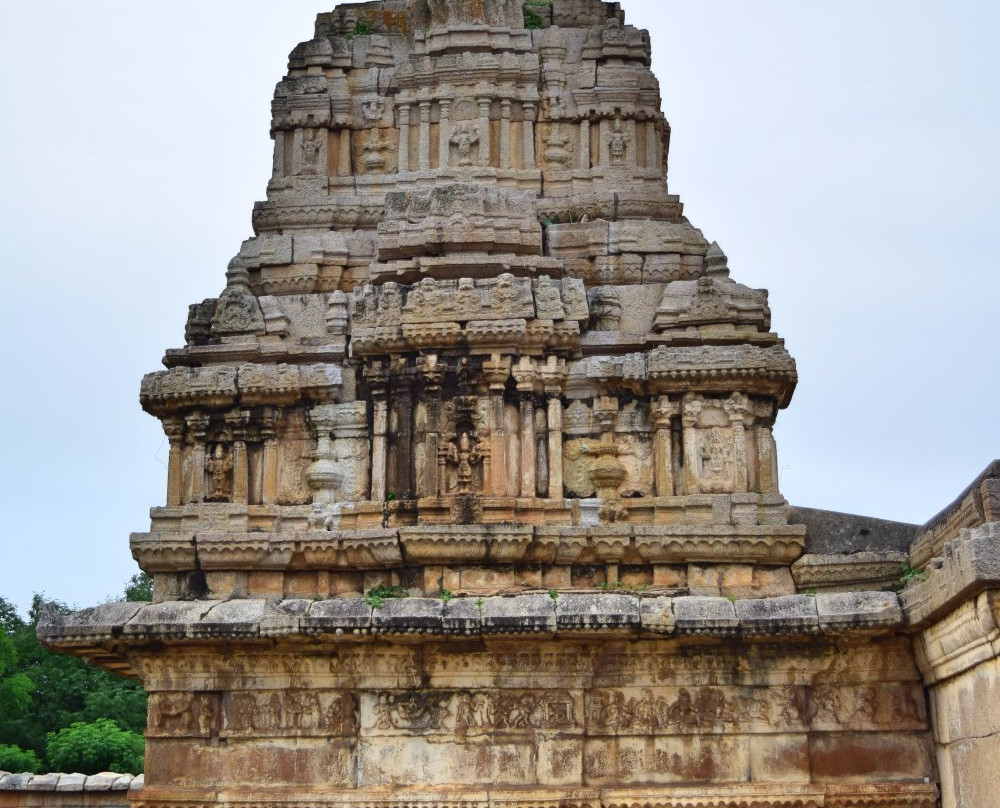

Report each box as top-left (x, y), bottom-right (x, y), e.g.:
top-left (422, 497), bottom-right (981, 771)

top-left (40, 2), bottom-right (960, 806)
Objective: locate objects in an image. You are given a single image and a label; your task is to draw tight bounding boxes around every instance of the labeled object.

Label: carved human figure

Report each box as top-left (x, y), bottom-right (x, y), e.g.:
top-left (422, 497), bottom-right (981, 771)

top-left (378, 282), bottom-right (403, 320)
top-left (445, 431), bottom-right (482, 493)
top-left (301, 128), bottom-right (322, 174)
top-left (454, 278), bottom-right (480, 313)
top-left (534, 276), bottom-right (565, 320)
top-left (608, 119), bottom-right (631, 167)
top-left (205, 444), bottom-right (234, 501)
top-left (450, 122), bottom-right (480, 166)
top-left (492, 273), bottom-right (518, 313)
top-left (363, 129), bottom-right (387, 173)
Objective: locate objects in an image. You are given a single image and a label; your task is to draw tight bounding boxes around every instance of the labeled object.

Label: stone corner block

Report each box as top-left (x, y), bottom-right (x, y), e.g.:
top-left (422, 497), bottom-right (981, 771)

top-left (372, 597), bottom-right (443, 633)
top-left (442, 598), bottom-right (482, 635)
top-left (816, 591), bottom-right (902, 629)
top-left (736, 594), bottom-right (819, 634)
top-left (481, 594), bottom-right (556, 633)
top-left (555, 593), bottom-right (640, 630)
top-left (672, 596), bottom-right (738, 633)
top-left (639, 596), bottom-right (675, 633)
top-left (301, 598), bottom-right (372, 633)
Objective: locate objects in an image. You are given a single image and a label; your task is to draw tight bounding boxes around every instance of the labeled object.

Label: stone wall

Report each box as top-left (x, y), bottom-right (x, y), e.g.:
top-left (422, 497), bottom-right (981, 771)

top-left (901, 464), bottom-right (1000, 808)
top-left (0, 774), bottom-right (138, 808)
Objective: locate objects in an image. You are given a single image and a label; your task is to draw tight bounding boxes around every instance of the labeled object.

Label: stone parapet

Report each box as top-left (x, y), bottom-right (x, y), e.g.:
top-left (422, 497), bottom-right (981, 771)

top-left (0, 773), bottom-right (140, 808)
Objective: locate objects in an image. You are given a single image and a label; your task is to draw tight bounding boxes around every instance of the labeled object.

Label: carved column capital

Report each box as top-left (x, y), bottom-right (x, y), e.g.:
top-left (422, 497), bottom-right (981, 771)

top-left (416, 353), bottom-right (445, 389)
top-left (511, 356), bottom-right (538, 392)
top-left (162, 415), bottom-right (186, 444)
top-left (651, 396), bottom-right (680, 429)
top-left (184, 412), bottom-right (210, 444)
top-left (724, 392), bottom-right (751, 423)
top-left (482, 353), bottom-right (512, 391)
top-left (539, 356), bottom-right (568, 393)
top-left (681, 394), bottom-right (704, 429)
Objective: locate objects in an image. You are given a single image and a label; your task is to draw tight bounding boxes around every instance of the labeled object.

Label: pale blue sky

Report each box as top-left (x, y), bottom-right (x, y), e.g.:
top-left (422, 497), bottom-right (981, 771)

top-left (0, 0), bottom-right (997, 616)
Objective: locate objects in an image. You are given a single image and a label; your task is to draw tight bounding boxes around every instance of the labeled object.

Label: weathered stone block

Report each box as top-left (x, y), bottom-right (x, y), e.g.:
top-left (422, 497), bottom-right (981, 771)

top-left (301, 598), bottom-right (372, 632)
top-left (372, 597), bottom-right (443, 633)
top-left (555, 593), bottom-right (640, 631)
top-left (736, 595), bottom-right (819, 634)
top-left (480, 594), bottom-right (556, 633)
top-left (672, 596), bottom-right (738, 633)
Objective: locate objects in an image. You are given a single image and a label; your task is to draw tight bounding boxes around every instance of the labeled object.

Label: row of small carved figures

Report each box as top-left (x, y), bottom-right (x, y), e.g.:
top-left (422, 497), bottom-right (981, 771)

top-left (147, 684), bottom-right (924, 737)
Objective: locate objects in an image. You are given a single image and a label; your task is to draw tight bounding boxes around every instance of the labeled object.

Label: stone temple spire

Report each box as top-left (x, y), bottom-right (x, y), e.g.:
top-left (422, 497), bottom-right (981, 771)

top-left (36, 3), bottom-right (951, 807)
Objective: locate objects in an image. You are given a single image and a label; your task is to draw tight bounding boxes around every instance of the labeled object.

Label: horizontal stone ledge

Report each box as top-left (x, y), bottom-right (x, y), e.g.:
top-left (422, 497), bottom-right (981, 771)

top-left (38, 591), bottom-right (903, 648)
top-left (132, 521), bottom-right (807, 572)
top-left (127, 782), bottom-right (939, 808)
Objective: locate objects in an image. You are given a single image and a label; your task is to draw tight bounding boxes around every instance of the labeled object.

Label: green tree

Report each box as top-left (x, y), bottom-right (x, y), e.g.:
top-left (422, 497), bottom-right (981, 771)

top-left (0, 633), bottom-right (32, 721)
top-left (0, 743), bottom-right (42, 773)
top-left (0, 594), bottom-right (148, 770)
top-left (123, 572), bottom-right (153, 602)
top-left (46, 719), bottom-right (144, 775)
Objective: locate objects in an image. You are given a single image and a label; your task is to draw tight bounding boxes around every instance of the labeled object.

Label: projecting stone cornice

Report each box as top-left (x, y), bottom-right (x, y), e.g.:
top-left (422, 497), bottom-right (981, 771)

top-left (38, 591), bottom-right (903, 674)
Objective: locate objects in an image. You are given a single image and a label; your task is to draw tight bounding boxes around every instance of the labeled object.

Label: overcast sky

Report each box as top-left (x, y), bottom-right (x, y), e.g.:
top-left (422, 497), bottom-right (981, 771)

top-left (0, 0), bottom-right (996, 617)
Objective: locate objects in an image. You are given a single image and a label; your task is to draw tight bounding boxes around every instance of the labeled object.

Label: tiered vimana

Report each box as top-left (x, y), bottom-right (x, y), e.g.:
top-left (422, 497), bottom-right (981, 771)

top-left (40, 2), bottom-right (940, 807)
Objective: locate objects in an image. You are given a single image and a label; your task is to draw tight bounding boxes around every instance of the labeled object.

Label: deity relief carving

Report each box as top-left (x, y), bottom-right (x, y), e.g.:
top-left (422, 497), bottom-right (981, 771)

top-left (449, 122), bottom-right (481, 166)
top-left (299, 128), bottom-right (323, 175)
top-left (608, 118), bottom-right (631, 167)
top-left (367, 690), bottom-right (576, 734)
top-left (149, 692), bottom-right (221, 737)
top-left (223, 690), bottom-right (356, 736)
top-left (204, 443), bottom-right (234, 502)
top-left (586, 687), bottom-right (808, 734)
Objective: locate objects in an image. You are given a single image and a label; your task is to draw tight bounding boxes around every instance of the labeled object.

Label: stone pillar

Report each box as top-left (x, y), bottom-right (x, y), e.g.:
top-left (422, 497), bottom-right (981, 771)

top-left (331, 403), bottom-right (370, 501)
top-left (163, 417), bottom-right (185, 507)
top-left (645, 120), bottom-right (659, 170)
top-left (366, 362), bottom-right (390, 502)
top-left (522, 102), bottom-right (536, 169)
top-left (184, 412), bottom-right (209, 504)
top-left (512, 357), bottom-right (538, 498)
top-left (626, 118), bottom-right (638, 167)
top-left (752, 399), bottom-right (780, 495)
top-left (338, 128), bottom-right (352, 176)
top-left (500, 100), bottom-right (512, 169)
top-left (392, 361), bottom-right (415, 499)
top-left (260, 408), bottom-right (281, 505)
top-left (272, 132), bottom-right (285, 178)
top-left (725, 393), bottom-right (750, 493)
top-left (397, 104), bottom-right (410, 172)
top-left (418, 101), bottom-right (431, 171)
top-left (579, 118), bottom-right (591, 169)
top-left (417, 354), bottom-right (444, 496)
top-left (652, 397), bottom-right (679, 497)
top-left (477, 97), bottom-right (491, 165)
top-left (483, 354), bottom-right (512, 496)
top-left (598, 118), bottom-right (609, 166)
top-left (225, 410), bottom-right (251, 503)
top-left (438, 99), bottom-right (451, 168)
top-left (681, 395), bottom-right (703, 495)
top-left (540, 357), bottom-right (568, 500)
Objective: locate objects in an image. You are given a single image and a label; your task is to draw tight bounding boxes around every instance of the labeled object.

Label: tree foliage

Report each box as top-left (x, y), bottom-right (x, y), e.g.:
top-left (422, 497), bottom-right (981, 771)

top-left (46, 719), bottom-right (144, 775)
top-left (0, 743), bottom-right (42, 773)
top-left (0, 587), bottom-right (148, 773)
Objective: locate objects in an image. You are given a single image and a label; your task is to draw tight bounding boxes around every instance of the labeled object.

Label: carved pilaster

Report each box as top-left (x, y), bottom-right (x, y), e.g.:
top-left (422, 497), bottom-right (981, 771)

top-left (753, 398), bottom-right (780, 494)
top-left (397, 104), bottom-right (410, 172)
top-left (540, 357), bottom-right (568, 499)
top-left (681, 394), bottom-right (703, 495)
top-left (184, 412), bottom-right (209, 504)
top-left (500, 100), bottom-right (512, 169)
top-left (418, 101), bottom-right (431, 171)
top-left (477, 97), bottom-right (491, 165)
top-left (338, 128), bottom-right (351, 176)
top-left (512, 357), bottom-right (538, 498)
top-left (417, 354), bottom-right (445, 496)
top-left (306, 407), bottom-right (338, 506)
top-left (438, 99), bottom-right (451, 168)
top-left (645, 120), bottom-right (659, 170)
top-left (259, 408), bottom-right (282, 505)
top-left (652, 396), bottom-right (680, 497)
top-left (579, 118), bottom-right (591, 169)
top-left (162, 416), bottom-right (185, 507)
top-left (725, 392), bottom-right (751, 493)
top-left (522, 102), bottom-right (536, 169)
top-left (225, 409), bottom-right (251, 503)
top-left (366, 362), bottom-right (390, 502)
top-left (483, 354), bottom-right (512, 496)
